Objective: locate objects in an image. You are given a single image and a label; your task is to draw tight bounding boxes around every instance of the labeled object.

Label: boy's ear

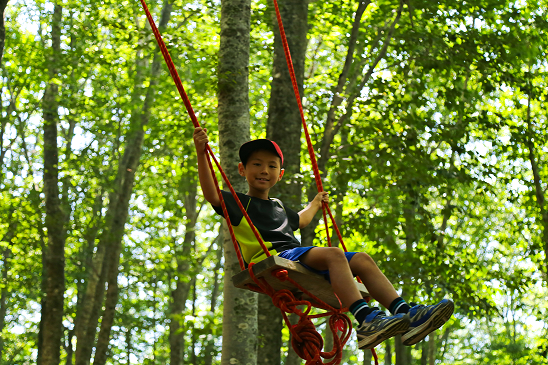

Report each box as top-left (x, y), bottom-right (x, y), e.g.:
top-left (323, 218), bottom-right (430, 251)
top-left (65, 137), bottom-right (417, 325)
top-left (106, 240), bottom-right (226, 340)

top-left (238, 162), bottom-right (246, 177)
top-left (278, 168), bottom-right (285, 181)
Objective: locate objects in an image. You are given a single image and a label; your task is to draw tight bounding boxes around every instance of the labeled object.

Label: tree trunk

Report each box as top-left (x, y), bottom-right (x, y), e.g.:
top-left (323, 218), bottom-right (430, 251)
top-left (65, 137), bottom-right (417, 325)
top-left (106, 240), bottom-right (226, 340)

top-left (525, 94), bottom-right (548, 277)
top-left (0, 216), bottom-right (16, 360)
top-left (218, 0), bottom-right (257, 363)
top-left (427, 334), bottom-right (436, 365)
top-left (39, 3), bottom-right (66, 365)
top-left (263, 1), bottom-right (309, 363)
top-left (0, 0), bottom-right (9, 67)
top-left (204, 240), bottom-right (223, 365)
top-left (363, 349), bottom-right (372, 365)
top-left (170, 178), bottom-right (199, 365)
top-left (384, 337), bottom-right (392, 365)
top-left (0, 246), bottom-right (11, 360)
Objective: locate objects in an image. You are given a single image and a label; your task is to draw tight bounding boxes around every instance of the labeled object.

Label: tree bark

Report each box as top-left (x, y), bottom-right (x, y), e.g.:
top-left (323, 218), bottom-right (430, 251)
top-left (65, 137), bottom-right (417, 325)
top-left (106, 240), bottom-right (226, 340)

top-left (420, 340), bottom-right (427, 365)
top-left (427, 334), bottom-right (436, 365)
top-left (525, 93), bottom-right (548, 276)
top-left (384, 338), bottom-right (392, 365)
top-left (218, 0), bottom-right (257, 364)
top-left (394, 335), bottom-right (406, 365)
top-left (0, 227), bottom-right (14, 361)
top-left (0, 249), bottom-right (9, 360)
top-left (0, 0), bottom-right (9, 67)
top-left (264, 1), bottom-right (309, 363)
top-left (170, 178), bottom-right (199, 365)
top-left (204, 240), bottom-right (223, 365)
top-left (363, 348), bottom-right (372, 365)
top-left (39, 3), bottom-right (66, 365)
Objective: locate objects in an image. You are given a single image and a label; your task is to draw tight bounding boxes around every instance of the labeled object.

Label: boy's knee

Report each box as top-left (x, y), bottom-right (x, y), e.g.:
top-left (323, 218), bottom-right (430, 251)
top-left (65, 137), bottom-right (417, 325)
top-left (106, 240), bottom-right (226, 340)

top-left (326, 247), bottom-right (346, 260)
top-left (353, 252), bottom-right (375, 265)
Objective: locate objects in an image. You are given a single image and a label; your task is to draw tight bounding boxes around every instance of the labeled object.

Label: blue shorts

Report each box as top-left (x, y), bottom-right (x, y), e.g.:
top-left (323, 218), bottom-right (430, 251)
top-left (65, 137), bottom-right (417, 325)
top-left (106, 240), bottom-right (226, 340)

top-left (278, 246), bottom-right (358, 281)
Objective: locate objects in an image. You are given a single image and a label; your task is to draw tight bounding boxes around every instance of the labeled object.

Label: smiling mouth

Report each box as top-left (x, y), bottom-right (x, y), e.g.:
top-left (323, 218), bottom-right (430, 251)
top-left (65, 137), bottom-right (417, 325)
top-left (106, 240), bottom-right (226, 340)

top-left (256, 178), bottom-right (269, 182)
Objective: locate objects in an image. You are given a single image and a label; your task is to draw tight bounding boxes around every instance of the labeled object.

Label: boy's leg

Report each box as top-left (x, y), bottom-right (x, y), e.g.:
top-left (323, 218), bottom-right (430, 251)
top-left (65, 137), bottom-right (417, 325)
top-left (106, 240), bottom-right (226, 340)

top-left (299, 247), bottom-right (410, 350)
top-left (347, 252), bottom-right (401, 308)
top-left (347, 252), bottom-right (454, 346)
top-left (299, 246), bottom-right (362, 307)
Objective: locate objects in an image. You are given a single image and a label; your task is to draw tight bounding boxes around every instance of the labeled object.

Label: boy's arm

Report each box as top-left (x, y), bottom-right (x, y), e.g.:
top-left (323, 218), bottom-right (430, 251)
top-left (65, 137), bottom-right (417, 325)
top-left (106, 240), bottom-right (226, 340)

top-left (298, 191), bottom-right (329, 229)
top-left (194, 127), bottom-right (221, 207)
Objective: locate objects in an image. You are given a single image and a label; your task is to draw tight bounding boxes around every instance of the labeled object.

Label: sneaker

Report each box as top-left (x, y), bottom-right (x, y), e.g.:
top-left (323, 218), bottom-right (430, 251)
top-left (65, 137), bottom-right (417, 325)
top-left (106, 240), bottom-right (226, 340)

top-left (357, 310), bottom-right (411, 350)
top-left (401, 299), bottom-right (454, 346)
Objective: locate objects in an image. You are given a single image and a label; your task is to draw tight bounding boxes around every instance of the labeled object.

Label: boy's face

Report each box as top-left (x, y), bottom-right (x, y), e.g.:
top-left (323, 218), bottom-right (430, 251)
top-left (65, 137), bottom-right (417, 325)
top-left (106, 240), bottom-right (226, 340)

top-left (238, 149), bottom-right (284, 194)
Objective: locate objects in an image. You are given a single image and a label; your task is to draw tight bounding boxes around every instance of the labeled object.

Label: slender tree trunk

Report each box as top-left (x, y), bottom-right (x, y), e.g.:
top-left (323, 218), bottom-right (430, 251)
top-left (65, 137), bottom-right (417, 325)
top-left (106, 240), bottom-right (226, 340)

top-left (0, 0), bottom-right (9, 67)
top-left (0, 247), bottom-right (11, 360)
top-left (204, 240), bottom-right (223, 365)
top-left (264, 1), bottom-right (309, 363)
top-left (438, 326), bottom-right (451, 362)
top-left (170, 179), bottom-right (198, 365)
top-left (420, 340), bottom-right (427, 365)
top-left (126, 328), bottom-right (131, 365)
top-left (0, 217), bottom-right (16, 360)
top-left (218, 0), bottom-right (257, 363)
top-left (427, 334), bottom-right (436, 365)
top-left (363, 349), bottom-right (372, 365)
top-left (395, 335), bottom-right (406, 365)
top-left (384, 337), bottom-right (392, 365)
top-left (191, 278), bottom-right (198, 365)
top-left (40, 4), bottom-right (66, 365)
top-left (525, 94), bottom-right (548, 277)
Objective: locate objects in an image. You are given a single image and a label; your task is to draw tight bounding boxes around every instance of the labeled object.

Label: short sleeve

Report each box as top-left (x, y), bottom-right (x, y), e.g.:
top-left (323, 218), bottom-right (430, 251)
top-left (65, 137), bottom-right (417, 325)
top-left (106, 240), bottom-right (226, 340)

top-left (212, 191), bottom-right (246, 226)
top-left (285, 206), bottom-right (300, 231)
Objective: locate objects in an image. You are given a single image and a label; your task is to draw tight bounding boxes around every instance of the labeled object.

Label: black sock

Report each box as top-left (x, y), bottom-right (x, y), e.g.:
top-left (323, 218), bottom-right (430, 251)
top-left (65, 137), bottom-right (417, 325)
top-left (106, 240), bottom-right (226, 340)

top-left (388, 297), bottom-right (410, 315)
top-left (350, 299), bottom-right (374, 326)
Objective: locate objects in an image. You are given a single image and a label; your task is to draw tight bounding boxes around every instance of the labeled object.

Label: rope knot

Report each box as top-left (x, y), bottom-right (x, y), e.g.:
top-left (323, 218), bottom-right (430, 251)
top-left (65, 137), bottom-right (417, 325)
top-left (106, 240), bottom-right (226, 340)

top-left (272, 269), bottom-right (289, 281)
top-left (291, 318), bottom-right (323, 363)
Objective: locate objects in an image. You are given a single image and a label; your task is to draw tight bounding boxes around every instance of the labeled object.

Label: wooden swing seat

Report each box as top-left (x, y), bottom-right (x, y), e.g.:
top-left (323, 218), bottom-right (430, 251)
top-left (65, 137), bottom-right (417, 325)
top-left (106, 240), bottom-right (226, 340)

top-left (232, 255), bottom-right (369, 309)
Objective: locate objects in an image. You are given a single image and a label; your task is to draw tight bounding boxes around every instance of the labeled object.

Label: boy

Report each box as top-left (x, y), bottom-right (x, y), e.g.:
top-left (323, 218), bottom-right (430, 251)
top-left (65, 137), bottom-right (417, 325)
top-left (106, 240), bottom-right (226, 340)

top-left (193, 127), bottom-right (454, 349)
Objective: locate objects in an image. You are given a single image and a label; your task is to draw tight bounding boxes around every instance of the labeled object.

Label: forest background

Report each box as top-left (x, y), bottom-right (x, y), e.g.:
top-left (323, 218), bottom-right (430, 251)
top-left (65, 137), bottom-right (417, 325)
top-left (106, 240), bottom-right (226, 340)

top-left (1, 0), bottom-right (547, 364)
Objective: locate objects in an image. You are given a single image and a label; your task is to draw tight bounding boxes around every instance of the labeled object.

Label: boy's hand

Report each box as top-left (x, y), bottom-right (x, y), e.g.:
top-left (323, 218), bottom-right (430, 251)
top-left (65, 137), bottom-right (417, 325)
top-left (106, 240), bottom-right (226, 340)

top-left (313, 191), bottom-right (329, 208)
top-left (193, 127), bottom-right (209, 153)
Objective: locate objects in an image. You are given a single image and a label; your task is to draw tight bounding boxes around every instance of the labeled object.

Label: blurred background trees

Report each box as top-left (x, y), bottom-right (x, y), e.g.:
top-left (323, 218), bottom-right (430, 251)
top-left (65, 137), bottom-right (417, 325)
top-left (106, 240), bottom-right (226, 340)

top-left (1, 0), bottom-right (547, 364)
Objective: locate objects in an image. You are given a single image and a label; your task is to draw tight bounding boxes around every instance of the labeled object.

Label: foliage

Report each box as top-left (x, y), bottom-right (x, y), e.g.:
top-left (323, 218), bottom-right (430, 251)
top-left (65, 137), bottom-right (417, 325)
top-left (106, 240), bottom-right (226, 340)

top-left (1, 0), bottom-right (548, 364)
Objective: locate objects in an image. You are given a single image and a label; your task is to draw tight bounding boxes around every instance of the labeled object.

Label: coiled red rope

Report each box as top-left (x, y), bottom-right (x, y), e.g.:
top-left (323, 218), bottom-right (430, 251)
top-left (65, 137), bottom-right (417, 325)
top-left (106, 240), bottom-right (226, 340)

top-left (249, 264), bottom-right (352, 365)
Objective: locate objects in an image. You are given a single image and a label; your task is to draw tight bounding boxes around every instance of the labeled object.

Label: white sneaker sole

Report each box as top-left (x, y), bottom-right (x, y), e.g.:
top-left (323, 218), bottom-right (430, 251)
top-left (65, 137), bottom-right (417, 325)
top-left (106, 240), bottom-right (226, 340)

top-left (402, 300), bottom-right (454, 346)
top-left (357, 318), bottom-right (410, 350)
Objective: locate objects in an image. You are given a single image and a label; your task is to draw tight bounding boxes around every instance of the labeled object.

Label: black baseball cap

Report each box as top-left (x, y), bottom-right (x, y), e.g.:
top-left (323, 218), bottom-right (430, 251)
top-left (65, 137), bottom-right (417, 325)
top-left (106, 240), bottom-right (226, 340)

top-left (239, 139), bottom-right (284, 166)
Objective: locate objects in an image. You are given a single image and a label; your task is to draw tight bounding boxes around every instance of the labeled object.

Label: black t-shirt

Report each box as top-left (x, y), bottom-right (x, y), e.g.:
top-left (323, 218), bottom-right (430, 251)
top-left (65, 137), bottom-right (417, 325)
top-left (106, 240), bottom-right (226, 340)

top-left (213, 191), bottom-right (301, 264)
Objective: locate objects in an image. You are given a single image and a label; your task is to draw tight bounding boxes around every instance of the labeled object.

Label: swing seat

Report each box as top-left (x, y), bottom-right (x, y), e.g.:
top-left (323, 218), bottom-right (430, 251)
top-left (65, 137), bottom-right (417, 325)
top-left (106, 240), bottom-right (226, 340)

top-left (232, 255), bottom-right (369, 309)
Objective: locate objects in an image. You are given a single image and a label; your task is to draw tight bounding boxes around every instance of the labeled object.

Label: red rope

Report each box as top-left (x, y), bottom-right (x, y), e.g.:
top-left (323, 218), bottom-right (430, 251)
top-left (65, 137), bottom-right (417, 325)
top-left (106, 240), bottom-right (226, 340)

top-left (249, 263), bottom-right (352, 365)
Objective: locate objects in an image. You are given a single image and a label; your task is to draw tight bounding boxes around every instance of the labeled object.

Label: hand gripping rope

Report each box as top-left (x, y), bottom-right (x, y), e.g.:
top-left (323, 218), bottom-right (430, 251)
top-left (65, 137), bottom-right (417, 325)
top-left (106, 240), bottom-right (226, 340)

top-left (138, 0), bottom-right (378, 363)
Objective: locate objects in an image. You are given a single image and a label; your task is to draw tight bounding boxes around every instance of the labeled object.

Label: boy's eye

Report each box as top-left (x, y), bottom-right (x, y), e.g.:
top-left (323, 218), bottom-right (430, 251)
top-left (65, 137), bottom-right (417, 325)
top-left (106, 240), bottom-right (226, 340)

top-left (270, 165), bottom-right (276, 169)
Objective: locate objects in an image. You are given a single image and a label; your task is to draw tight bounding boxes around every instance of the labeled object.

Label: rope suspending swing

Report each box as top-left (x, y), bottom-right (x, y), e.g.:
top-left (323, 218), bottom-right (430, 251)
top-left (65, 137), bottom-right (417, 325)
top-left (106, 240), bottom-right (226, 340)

top-left (137, 0), bottom-right (378, 363)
